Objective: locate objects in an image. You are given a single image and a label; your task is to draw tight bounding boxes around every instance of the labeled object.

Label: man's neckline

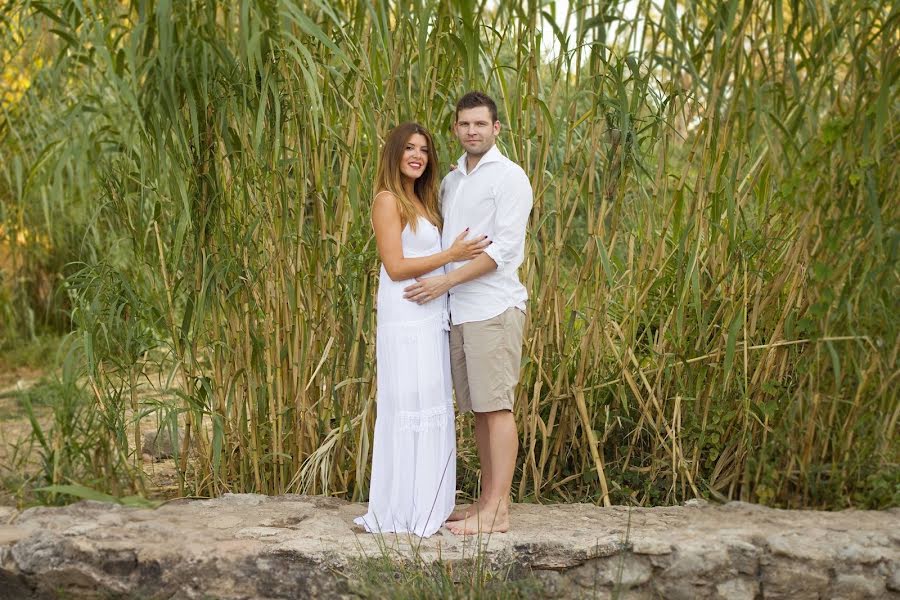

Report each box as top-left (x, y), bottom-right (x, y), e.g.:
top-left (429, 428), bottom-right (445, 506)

top-left (456, 144), bottom-right (503, 176)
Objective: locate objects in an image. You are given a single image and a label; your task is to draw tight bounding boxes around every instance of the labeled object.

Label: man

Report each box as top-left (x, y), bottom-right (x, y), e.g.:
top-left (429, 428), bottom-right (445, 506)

top-left (403, 91), bottom-right (533, 534)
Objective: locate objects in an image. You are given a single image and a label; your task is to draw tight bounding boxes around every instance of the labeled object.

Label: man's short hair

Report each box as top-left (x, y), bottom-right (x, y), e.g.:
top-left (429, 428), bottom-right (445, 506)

top-left (456, 91), bottom-right (499, 123)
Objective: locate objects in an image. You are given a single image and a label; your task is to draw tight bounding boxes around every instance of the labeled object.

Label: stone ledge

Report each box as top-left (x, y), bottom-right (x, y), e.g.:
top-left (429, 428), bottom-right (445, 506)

top-left (0, 495), bottom-right (898, 599)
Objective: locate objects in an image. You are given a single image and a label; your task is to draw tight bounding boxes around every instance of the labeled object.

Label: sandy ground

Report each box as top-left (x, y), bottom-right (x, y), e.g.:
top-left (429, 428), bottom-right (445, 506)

top-left (0, 368), bottom-right (45, 506)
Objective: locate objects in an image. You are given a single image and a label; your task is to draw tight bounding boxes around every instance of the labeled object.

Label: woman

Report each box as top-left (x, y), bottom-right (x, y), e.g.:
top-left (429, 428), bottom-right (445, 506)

top-left (354, 122), bottom-right (488, 537)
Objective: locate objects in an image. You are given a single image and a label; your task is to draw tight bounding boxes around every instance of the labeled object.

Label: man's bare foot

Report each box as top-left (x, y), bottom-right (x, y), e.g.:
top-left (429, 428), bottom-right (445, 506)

top-left (447, 503), bottom-right (509, 535)
top-left (446, 502), bottom-right (477, 522)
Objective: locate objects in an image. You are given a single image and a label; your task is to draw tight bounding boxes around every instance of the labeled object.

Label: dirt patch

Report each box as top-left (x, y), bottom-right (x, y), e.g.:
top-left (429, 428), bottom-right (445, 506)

top-left (0, 368), bottom-right (196, 508)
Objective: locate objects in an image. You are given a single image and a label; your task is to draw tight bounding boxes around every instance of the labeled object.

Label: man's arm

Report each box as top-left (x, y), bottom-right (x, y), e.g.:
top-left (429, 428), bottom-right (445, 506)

top-left (404, 166), bottom-right (532, 305)
top-left (447, 252), bottom-right (497, 285)
top-left (481, 167), bottom-right (533, 271)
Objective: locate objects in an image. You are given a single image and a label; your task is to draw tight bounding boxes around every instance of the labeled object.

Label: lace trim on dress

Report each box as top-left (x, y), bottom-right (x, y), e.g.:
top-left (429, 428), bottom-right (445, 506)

top-left (398, 404), bottom-right (454, 432)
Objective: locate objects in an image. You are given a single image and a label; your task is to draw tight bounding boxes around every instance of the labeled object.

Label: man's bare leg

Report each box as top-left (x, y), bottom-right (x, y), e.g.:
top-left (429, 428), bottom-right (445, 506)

top-left (448, 410), bottom-right (517, 534)
top-left (447, 413), bottom-right (493, 522)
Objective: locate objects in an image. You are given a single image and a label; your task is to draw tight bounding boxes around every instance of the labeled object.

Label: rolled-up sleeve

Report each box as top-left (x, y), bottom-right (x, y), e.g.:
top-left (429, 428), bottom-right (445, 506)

top-left (484, 167), bottom-right (533, 270)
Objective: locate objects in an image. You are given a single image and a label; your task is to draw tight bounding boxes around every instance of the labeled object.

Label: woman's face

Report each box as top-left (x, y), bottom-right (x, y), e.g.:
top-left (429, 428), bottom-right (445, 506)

top-left (399, 133), bottom-right (429, 181)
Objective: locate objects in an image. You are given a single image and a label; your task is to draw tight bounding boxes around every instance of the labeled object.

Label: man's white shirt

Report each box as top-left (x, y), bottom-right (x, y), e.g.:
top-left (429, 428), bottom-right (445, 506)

top-left (440, 144), bottom-right (533, 325)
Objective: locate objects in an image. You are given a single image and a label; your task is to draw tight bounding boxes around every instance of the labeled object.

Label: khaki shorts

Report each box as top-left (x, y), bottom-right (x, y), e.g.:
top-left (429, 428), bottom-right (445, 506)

top-left (449, 307), bottom-right (526, 413)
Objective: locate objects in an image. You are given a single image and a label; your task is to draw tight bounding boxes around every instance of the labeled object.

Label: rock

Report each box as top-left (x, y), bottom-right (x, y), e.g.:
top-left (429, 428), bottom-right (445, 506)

top-left (571, 554), bottom-right (652, 590)
top-left (726, 539), bottom-right (761, 575)
top-left (837, 542), bottom-right (887, 564)
top-left (831, 573), bottom-right (886, 599)
top-left (767, 530), bottom-right (835, 562)
top-left (760, 560), bottom-right (830, 599)
top-left (534, 569), bottom-right (572, 598)
top-left (141, 426), bottom-right (185, 460)
top-left (714, 577), bottom-right (758, 599)
top-left (631, 538), bottom-right (672, 555)
top-left (887, 562), bottom-right (900, 592)
top-left (597, 555), bottom-right (652, 586)
top-left (684, 498), bottom-right (710, 507)
top-left (0, 497), bottom-right (897, 599)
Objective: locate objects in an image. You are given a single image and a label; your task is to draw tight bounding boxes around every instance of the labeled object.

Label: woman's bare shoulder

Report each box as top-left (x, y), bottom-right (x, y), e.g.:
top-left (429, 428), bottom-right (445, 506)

top-left (374, 189), bottom-right (401, 208)
top-left (372, 190), bottom-right (401, 221)
top-left (373, 189), bottom-right (399, 203)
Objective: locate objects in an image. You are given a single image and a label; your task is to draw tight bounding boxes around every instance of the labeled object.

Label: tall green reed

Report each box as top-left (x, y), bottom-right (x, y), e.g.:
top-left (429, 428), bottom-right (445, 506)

top-left (0, 0), bottom-right (896, 508)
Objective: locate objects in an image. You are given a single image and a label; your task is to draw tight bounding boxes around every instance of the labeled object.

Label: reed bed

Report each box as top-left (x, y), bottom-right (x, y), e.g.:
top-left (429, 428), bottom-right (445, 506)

top-left (0, 0), bottom-right (897, 509)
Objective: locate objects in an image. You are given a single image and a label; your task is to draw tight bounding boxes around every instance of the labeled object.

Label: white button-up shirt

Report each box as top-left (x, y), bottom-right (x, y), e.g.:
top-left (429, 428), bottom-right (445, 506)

top-left (440, 144), bottom-right (533, 325)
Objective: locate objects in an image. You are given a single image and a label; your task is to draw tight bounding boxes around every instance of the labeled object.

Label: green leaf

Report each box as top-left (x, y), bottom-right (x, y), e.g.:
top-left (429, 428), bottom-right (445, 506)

top-left (826, 340), bottom-right (841, 391)
top-left (35, 484), bottom-right (161, 508)
top-left (723, 311), bottom-right (742, 376)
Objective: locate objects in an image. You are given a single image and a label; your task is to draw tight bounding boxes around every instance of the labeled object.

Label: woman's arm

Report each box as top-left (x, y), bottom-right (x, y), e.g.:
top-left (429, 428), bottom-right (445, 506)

top-left (402, 170), bottom-right (533, 305)
top-left (372, 191), bottom-right (488, 282)
top-left (402, 253), bottom-right (497, 304)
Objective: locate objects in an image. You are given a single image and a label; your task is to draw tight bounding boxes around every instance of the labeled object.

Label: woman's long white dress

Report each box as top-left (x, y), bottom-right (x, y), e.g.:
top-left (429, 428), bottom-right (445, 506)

top-left (354, 216), bottom-right (456, 538)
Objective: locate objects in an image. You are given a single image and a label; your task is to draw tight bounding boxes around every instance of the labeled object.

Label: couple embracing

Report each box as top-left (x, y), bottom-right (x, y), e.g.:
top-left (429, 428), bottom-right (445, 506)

top-left (354, 91), bottom-right (532, 537)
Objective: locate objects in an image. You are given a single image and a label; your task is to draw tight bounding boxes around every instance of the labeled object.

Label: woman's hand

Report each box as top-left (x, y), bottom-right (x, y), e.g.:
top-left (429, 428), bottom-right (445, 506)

top-left (404, 274), bottom-right (454, 304)
top-left (447, 229), bottom-right (490, 262)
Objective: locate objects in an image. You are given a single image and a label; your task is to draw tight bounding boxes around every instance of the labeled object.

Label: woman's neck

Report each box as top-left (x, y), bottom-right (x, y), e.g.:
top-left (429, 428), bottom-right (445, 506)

top-left (402, 179), bottom-right (417, 201)
top-left (400, 177), bottom-right (427, 219)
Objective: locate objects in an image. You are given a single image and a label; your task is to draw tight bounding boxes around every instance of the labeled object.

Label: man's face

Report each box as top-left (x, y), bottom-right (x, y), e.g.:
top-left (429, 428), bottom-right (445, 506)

top-left (454, 106), bottom-right (500, 156)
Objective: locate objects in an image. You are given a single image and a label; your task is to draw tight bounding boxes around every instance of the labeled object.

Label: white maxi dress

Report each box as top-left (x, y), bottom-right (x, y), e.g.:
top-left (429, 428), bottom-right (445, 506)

top-left (354, 216), bottom-right (456, 537)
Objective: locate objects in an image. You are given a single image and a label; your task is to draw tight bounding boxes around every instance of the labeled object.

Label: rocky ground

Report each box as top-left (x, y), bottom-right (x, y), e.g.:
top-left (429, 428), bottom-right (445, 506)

top-left (0, 494), bottom-right (898, 599)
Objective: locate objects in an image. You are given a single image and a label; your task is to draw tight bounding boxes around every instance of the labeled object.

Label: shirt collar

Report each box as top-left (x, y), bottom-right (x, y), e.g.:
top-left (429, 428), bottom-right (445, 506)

top-left (456, 144), bottom-right (504, 176)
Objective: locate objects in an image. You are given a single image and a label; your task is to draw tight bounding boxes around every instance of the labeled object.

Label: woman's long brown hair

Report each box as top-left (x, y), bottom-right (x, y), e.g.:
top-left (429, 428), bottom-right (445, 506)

top-left (374, 122), bottom-right (442, 233)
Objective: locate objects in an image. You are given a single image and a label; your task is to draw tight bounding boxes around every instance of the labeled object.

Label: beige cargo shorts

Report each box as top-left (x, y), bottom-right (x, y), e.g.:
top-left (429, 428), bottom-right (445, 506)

top-left (449, 307), bottom-right (526, 413)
